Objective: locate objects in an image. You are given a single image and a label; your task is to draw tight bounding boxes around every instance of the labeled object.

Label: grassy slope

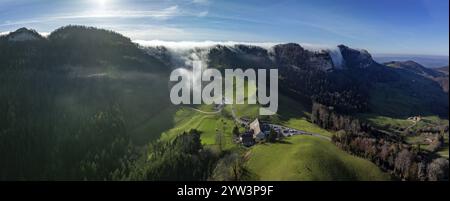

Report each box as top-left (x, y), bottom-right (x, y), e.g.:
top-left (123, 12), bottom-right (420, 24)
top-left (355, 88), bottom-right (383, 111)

top-left (246, 135), bottom-right (390, 181)
top-left (274, 95), bottom-right (333, 138)
top-left (159, 106), bottom-right (238, 150)
top-left (161, 104), bottom-right (387, 181)
top-left (227, 91), bottom-right (333, 138)
top-left (358, 73), bottom-right (449, 158)
top-left (157, 79), bottom-right (388, 180)
top-left (359, 113), bottom-right (449, 158)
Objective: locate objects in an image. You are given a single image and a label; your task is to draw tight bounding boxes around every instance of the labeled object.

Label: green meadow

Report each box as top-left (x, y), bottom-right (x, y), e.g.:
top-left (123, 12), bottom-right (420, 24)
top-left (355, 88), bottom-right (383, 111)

top-left (246, 135), bottom-right (390, 181)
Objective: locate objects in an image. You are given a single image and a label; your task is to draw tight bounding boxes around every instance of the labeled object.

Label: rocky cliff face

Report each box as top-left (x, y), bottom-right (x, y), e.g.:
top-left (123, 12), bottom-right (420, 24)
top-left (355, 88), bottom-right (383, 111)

top-left (338, 45), bottom-right (375, 69)
top-left (141, 40), bottom-right (448, 116)
top-left (144, 42), bottom-right (379, 73)
top-left (272, 43), bottom-right (335, 72)
top-left (144, 42), bottom-right (377, 113)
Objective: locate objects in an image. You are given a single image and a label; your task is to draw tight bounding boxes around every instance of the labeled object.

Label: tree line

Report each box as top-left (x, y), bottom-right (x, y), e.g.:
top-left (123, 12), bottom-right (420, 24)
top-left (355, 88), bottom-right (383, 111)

top-left (312, 102), bottom-right (449, 181)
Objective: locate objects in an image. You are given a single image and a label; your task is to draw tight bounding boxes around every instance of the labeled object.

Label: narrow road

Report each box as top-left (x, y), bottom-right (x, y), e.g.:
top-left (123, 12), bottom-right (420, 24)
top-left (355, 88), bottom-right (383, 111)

top-left (230, 105), bottom-right (248, 125)
top-left (405, 120), bottom-right (418, 130)
top-left (187, 98), bottom-right (331, 141)
top-left (187, 105), bottom-right (223, 114)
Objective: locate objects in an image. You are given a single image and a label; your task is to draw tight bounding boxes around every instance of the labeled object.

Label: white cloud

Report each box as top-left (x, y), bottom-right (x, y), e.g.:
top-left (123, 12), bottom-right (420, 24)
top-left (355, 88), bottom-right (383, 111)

top-left (0, 19), bottom-right (43, 27)
top-left (192, 0), bottom-right (209, 5)
top-left (197, 11), bottom-right (208, 17)
top-left (134, 40), bottom-right (339, 52)
top-left (134, 40), bottom-right (278, 50)
top-left (134, 40), bottom-right (343, 67)
top-left (0, 6), bottom-right (183, 28)
top-left (114, 26), bottom-right (190, 41)
top-left (52, 6), bottom-right (181, 20)
top-left (40, 32), bottom-right (50, 37)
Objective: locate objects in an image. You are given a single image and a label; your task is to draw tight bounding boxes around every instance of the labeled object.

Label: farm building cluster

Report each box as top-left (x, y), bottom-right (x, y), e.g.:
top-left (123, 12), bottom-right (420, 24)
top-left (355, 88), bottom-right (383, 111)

top-left (238, 118), bottom-right (311, 147)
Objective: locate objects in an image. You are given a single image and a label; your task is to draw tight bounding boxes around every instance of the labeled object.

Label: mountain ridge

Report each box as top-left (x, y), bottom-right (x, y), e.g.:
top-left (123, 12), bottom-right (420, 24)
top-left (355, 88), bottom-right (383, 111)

top-left (385, 61), bottom-right (449, 93)
top-left (2, 26), bottom-right (448, 117)
top-left (0, 25), bottom-right (448, 181)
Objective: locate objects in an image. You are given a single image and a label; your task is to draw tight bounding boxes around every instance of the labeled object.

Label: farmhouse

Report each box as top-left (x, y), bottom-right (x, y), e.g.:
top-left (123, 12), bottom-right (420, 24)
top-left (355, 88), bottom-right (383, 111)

top-left (240, 118), bottom-right (288, 146)
top-left (250, 119), bottom-right (266, 142)
top-left (407, 116), bottom-right (422, 122)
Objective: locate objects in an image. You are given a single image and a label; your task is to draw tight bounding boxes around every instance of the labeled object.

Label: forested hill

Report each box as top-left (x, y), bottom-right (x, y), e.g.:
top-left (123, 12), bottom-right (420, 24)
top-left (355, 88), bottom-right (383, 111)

top-left (0, 26), bottom-right (173, 180)
top-left (1, 26), bottom-right (167, 72)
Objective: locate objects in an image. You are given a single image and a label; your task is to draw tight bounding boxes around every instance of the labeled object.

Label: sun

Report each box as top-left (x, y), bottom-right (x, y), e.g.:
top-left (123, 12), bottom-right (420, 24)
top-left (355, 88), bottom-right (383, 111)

top-left (97, 0), bottom-right (107, 7)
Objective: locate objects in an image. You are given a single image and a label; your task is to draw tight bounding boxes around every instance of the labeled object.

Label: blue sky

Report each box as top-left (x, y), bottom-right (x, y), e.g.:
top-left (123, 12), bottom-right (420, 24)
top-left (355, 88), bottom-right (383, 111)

top-left (0, 0), bottom-right (448, 55)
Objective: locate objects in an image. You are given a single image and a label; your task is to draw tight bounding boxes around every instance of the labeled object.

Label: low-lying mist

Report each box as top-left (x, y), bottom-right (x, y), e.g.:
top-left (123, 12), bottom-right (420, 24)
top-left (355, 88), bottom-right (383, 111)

top-left (134, 40), bottom-right (346, 69)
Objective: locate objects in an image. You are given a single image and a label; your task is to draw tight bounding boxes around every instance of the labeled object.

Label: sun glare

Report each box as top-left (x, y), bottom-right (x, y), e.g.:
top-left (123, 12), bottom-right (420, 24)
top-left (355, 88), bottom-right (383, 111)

top-left (97, 0), bottom-right (107, 8)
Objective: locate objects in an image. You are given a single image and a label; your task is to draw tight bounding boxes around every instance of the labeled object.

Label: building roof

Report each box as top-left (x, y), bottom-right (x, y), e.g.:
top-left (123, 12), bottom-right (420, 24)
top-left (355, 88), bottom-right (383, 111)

top-left (241, 132), bottom-right (255, 146)
top-left (250, 119), bottom-right (261, 133)
top-left (250, 118), bottom-right (262, 138)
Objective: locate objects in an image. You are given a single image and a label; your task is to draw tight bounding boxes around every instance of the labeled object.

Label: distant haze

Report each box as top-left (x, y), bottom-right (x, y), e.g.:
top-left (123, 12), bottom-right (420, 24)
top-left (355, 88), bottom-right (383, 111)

top-left (373, 54), bottom-right (449, 68)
